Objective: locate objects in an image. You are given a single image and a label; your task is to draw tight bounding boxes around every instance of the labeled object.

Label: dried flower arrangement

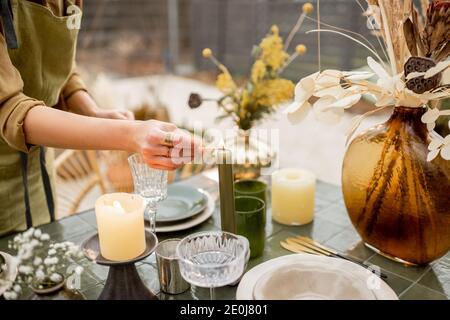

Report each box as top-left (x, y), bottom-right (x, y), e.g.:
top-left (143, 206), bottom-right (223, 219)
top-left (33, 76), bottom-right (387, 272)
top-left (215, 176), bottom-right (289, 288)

top-left (188, 3), bottom-right (315, 131)
top-left (285, 0), bottom-right (450, 160)
top-left (0, 228), bottom-right (84, 300)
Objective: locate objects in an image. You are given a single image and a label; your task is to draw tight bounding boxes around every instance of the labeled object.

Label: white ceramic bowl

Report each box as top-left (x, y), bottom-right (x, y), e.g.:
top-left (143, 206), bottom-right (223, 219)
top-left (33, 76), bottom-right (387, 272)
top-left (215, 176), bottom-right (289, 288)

top-left (253, 261), bottom-right (377, 300)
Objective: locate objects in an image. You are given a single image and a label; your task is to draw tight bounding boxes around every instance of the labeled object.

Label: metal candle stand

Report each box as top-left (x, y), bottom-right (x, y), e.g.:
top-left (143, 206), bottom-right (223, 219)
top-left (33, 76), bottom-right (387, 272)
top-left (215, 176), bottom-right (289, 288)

top-left (82, 231), bottom-right (158, 300)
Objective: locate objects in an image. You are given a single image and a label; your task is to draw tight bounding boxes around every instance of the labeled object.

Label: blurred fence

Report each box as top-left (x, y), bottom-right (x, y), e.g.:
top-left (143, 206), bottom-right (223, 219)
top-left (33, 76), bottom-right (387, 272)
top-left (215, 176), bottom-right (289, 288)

top-left (77, 0), bottom-right (380, 79)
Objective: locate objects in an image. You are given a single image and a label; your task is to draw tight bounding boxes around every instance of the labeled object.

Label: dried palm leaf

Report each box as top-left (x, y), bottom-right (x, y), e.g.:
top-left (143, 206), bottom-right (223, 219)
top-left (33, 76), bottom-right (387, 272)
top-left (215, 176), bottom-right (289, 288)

top-left (412, 4), bottom-right (427, 56)
top-left (420, 0), bottom-right (430, 21)
top-left (403, 18), bottom-right (418, 56)
top-left (422, 1), bottom-right (450, 59)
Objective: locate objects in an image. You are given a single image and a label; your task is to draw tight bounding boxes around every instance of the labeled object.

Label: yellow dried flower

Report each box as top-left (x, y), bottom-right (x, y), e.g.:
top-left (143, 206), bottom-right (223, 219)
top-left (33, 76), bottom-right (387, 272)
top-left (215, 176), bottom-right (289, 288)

top-left (259, 28), bottom-right (289, 71)
top-left (296, 44), bottom-right (307, 55)
top-left (216, 69), bottom-right (236, 94)
top-left (202, 48), bottom-right (212, 58)
top-left (270, 25), bottom-right (279, 35)
top-left (251, 60), bottom-right (266, 83)
top-left (253, 79), bottom-right (294, 106)
top-left (302, 3), bottom-right (314, 14)
top-left (241, 89), bottom-right (251, 109)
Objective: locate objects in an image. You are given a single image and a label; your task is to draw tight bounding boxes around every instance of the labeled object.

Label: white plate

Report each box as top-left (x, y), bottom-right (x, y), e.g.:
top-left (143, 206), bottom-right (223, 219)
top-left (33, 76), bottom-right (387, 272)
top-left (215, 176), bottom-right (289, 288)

top-left (150, 189), bottom-right (215, 233)
top-left (0, 252), bottom-right (18, 297)
top-left (253, 261), bottom-right (376, 300)
top-left (237, 254), bottom-right (398, 300)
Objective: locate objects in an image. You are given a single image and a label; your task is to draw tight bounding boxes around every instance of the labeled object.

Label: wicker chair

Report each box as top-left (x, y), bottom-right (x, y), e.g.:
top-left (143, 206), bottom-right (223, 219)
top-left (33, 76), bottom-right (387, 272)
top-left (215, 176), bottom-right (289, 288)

top-left (54, 150), bottom-right (106, 219)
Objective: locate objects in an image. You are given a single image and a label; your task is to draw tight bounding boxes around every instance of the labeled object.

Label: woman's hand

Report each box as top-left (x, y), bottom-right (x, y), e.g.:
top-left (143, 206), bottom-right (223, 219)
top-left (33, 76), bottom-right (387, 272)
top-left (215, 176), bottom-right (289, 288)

top-left (66, 90), bottom-right (134, 120)
top-left (131, 120), bottom-right (201, 170)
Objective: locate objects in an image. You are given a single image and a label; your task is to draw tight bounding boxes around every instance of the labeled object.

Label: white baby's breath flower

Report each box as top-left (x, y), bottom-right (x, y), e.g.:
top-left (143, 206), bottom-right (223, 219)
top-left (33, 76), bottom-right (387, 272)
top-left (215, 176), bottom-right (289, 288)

top-left (18, 265), bottom-right (33, 275)
top-left (35, 269), bottom-right (45, 281)
top-left (22, 228), bottom-right (35, 241)
top-left (40, 233), bottom-right (50, 241)
top-left (50, 273), bottom-right (63, 283)
top-left (13, 285), bottom-right (21, 293)
top-left (48, 248), bottom-right (56, 256)
top-left (33, 257), bottom-right (42, 266)
top-left (33, 229), bottom-right (42, 238)
top-left (3, 291), bottom-right (18, 300)
top-left (44, 257), bottom-right (58, 266)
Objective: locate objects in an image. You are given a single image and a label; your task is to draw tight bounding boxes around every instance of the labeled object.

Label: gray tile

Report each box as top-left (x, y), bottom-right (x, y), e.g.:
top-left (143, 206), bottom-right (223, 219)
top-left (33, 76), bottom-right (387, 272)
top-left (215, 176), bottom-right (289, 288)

top-left (81, 283), bottom-right (104, 300)
top-left (247, 230), bottom-right (297, 270)
top-left (316, 182), bottom-right (343, 202)
top-left (367, 254), bottom-right (430, 282)
top-left (39, 216), bottom-right (95, 242)
top-left (400, 284), bottom-right (448, 300)
top-left (418, 254), bottom-right (450, 297)
top-left (377, 270), bottom-right (413, 297)
top-left (137, 263), bottom-right (161, 295)
top-left (77, 211), bottom-right (97, 228)
top-left (83, 259), bottom-right (109, 282)
top-left (325, 226), bottom-right (375, 261)
top-left (319, 202), bottom-right (353, 228)
top-left (279, 217), bottom-right (345, 243)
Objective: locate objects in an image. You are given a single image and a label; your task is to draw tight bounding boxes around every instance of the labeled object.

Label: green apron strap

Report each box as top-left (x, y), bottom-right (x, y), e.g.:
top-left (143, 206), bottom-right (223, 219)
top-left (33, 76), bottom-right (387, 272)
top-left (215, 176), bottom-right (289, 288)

top-left (20, 152), bottom-right (33, 229)
top-left (0, 0), bottom-right (18, 49)
top-left (39, 147), bottom-right (55, 222)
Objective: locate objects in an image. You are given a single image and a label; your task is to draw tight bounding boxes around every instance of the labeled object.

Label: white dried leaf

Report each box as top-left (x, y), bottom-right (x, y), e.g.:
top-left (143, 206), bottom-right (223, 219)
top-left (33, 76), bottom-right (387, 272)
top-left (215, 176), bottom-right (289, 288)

top-left (424, 61), bottom-right (450, 79)
top-left (427, 149), bottom-right (440, 162)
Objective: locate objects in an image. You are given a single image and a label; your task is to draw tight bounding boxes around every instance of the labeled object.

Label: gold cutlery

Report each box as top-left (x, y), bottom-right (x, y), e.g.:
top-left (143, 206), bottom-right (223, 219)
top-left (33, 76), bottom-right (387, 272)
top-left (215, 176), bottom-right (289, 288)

top-left (281, 236), bottom-right (387, 279)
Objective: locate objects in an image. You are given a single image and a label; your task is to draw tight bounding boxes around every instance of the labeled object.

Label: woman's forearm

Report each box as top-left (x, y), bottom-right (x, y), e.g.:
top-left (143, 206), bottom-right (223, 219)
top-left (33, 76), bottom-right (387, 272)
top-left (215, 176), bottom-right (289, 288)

top-left (22, 106), bottom-right (199, 170)
top-left (24, 106), bottom-right (138, 152)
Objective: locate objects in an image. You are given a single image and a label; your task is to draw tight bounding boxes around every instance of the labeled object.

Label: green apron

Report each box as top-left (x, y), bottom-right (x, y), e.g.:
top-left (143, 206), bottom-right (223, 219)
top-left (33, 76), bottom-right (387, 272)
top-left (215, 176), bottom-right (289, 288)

top-left (0, 0), bottom-right (81, 236)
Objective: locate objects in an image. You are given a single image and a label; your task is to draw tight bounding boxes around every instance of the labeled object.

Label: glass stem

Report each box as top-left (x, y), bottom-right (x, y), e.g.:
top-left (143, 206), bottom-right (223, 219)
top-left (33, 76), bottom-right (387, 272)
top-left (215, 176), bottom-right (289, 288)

top-left (145, 201), bottom-right (157, 233)
top-left (210, 287), bottom-right (215, 300)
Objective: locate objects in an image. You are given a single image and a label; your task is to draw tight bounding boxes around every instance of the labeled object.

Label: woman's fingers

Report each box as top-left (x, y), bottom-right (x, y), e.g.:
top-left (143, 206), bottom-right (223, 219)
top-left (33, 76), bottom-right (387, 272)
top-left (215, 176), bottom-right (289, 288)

top-left (142, 145), bottom-right (171, 157)
top-left (146, 129), bottom-right (182, 147)
top-left (145, 155), bottom-right (181, 170)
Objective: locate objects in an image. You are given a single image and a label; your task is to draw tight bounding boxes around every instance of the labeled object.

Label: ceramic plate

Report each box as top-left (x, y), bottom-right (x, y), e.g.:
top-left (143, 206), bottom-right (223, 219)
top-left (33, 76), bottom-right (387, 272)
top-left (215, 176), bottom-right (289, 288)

top-left (151, 189), bottom-right (215, 233)
top-left (155, 185), bottom-right (208, 223)
top-left (236, 254), bottom-right (398, 300)
top-left (0, 252), bottom-right (18, 297)
top-left (253, 261), bottom-right (376, 300)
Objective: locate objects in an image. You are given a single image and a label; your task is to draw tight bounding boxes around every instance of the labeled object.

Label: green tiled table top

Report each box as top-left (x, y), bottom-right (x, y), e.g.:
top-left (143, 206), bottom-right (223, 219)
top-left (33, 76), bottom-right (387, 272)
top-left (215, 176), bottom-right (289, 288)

top-left (1, 173), bottom-right (449, 300)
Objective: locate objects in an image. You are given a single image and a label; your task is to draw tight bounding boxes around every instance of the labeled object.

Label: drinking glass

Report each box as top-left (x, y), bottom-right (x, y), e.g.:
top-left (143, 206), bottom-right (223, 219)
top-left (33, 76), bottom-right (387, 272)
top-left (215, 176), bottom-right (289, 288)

top-left (235, 196), bottom-right (266, 258)
top-left (155, 239), bottom-right (190, 294)
top-left (128, 153), bottom-right (168, 233)
top-left (176, 231), bottom-right (249, 300)
top-left (234, 179), bottom-right (267, 203)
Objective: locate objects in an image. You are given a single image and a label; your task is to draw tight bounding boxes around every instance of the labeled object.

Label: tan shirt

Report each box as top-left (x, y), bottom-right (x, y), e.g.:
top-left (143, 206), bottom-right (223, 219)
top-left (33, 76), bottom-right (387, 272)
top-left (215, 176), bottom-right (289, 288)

top-left (0, 0), bottom-right (86, 153)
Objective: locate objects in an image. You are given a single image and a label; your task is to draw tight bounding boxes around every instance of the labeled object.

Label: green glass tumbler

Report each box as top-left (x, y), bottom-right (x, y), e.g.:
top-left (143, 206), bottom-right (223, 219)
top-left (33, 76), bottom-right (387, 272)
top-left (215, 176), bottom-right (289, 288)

top-left (235, 196), bottom-right (265, 259)
top-left (234, 180), bottom-right (267, 208)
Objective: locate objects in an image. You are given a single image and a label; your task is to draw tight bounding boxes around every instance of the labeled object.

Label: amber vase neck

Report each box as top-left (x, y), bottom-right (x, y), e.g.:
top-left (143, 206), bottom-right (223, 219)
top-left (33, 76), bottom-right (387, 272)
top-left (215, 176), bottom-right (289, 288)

top-left (389, 106), bottom-right (426, 121)
top-left (388, 106), bottom-right (428, 136)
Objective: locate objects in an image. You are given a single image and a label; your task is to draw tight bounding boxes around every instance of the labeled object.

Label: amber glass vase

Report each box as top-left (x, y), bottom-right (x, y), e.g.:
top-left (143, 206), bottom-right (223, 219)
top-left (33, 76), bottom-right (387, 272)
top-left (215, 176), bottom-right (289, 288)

top-left (342, 107), bottom-right (450, 265)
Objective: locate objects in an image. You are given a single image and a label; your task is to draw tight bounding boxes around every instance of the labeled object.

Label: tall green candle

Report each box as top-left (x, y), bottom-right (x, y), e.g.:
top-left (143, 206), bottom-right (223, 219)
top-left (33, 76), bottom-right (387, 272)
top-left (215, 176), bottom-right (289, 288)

top-left (217, 148), bottom-right (236, 233)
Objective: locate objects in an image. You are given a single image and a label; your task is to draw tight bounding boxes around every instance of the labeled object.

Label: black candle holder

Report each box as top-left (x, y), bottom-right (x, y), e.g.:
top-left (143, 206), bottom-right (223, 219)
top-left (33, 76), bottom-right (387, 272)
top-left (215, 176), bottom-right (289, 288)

top-left (82, 231), bottom-right (158, 300)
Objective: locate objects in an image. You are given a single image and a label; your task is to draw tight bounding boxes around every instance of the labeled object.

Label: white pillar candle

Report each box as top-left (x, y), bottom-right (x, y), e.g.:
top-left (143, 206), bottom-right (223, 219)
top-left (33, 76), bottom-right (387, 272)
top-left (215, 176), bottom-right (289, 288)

top-left (271, 168), bottom-right (316, 225)
top-left (95, 193), bottom-right (146, 261)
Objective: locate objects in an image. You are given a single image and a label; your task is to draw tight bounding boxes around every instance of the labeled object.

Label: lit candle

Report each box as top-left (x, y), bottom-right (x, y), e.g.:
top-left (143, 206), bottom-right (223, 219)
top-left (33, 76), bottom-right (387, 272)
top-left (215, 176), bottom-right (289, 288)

top-left (271, 168), bottom-right (316, 225)
top-left (217, 148), bottom-right (236, 233)
top-left (95, 193), bottom-right (146, 261)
